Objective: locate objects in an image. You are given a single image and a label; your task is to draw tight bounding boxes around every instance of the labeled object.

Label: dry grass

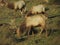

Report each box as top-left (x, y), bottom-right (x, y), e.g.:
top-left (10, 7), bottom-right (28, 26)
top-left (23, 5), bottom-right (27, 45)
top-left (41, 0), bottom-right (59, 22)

top-left (0, 0), bottom-right (60, 45)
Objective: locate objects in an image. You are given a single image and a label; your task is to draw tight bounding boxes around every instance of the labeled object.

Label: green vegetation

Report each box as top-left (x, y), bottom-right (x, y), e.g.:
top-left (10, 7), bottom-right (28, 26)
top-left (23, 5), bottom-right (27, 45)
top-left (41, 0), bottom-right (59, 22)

top-left (0, 0), bottom-right (60, 45)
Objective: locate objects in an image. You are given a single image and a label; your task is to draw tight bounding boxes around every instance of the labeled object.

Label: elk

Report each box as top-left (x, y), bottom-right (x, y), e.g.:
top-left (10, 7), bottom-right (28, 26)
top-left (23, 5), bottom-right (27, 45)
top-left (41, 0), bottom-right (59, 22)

top-left (18, 14), bottom-right (48, 38)
top-left (0, 0), bottom-right (27, 14)
top-left (28, 4), bottom-right (46, 15)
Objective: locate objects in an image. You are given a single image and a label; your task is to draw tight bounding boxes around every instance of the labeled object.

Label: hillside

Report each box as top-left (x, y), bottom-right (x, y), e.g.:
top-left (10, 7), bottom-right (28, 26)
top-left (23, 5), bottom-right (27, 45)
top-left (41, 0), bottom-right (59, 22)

top-left (0, 0), bottom-right (60, 45)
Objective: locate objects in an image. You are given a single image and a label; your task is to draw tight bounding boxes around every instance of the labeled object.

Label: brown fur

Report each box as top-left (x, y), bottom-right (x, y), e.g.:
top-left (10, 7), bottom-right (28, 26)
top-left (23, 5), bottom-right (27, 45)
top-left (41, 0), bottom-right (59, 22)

top-left (7, 2), bottom-right (14, 9)
top-left (16, 21), bottom-right (27, 37)
top-left (0, 0), bottom-right (6, 6)
top-left (20, 14), bottom-right (48, 38)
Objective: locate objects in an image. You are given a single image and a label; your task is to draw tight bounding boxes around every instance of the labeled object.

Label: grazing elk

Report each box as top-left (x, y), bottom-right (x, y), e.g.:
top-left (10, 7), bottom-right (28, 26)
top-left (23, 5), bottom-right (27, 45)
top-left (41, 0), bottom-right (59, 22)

top-left (0, 0), bottom-right (27, 14)
top-left (27, 4), bottom-right (46, 15)
top-left (17, 14), bottom-right (48, 38)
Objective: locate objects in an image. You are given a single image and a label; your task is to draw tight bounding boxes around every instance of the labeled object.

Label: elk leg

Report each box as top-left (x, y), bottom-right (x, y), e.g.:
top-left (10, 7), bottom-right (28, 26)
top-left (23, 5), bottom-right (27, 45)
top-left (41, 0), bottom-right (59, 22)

top-left (16, 27), bottom-right (21, 38)
top-left (39, 28), bottom-right (43, 36)
top-left (28, 26), bottom-right (31, 37)
top-left (26, 26), bottom-right (31, 39)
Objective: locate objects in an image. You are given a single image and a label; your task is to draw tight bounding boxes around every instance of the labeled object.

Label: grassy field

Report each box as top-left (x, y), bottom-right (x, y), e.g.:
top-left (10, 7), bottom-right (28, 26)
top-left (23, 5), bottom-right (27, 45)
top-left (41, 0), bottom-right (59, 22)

top-left (0, 0), bottom-right (60, 45)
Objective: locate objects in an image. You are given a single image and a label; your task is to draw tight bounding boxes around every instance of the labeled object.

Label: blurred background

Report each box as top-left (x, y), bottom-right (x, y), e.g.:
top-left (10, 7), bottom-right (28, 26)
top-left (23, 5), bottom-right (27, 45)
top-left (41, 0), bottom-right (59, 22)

top-left (0, 0), bottom-right (60, 45)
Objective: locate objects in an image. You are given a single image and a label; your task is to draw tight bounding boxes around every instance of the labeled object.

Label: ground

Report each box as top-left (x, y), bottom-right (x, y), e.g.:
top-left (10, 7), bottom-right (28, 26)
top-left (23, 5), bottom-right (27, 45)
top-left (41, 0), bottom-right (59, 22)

top-left (0, 0), bottom-right (60, 45)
